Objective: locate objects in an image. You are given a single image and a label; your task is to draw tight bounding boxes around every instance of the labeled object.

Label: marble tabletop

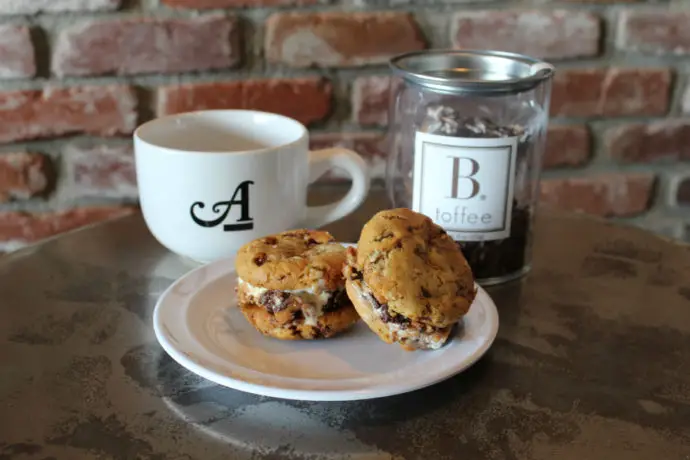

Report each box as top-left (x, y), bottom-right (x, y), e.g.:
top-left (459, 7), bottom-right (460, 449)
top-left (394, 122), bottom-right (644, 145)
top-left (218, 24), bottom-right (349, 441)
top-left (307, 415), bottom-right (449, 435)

top-left (1, 189), bottom-right (690, 460)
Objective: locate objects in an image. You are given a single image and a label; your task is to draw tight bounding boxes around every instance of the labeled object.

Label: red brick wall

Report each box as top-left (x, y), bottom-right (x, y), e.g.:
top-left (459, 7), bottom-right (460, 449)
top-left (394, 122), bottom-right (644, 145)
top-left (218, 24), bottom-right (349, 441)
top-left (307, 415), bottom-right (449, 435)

top-left (0, 0), bottom-right (688, 253)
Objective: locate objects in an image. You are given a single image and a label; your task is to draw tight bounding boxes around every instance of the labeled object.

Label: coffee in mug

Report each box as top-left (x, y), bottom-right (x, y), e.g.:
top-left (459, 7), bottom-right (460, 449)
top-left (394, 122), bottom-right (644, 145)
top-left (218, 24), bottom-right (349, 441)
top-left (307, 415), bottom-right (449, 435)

top-left (134, 110), bottom-right (370, 263)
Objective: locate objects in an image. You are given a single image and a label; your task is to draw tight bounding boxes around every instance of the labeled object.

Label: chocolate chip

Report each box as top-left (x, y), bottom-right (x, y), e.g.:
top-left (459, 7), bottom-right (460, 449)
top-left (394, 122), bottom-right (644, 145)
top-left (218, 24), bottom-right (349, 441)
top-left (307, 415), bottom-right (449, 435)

top-left (264, 236), bottom-right (278, 245)
top-left (376, 301), bottom-right (410, 326)
top-left (253, 252), bottom-right (267, 266)
top-left (421, 287), bottom-right (431, 298)
top-left (292, 310), bottom-right (304, 321)
top-left (306, 238), bottom-right (318, 247)
top-left (259, 290), bottom-right (290, 313)
top-left (394, 240), bottom-right (403, 249)
top-left (323, 289), bottom-right (348, 313)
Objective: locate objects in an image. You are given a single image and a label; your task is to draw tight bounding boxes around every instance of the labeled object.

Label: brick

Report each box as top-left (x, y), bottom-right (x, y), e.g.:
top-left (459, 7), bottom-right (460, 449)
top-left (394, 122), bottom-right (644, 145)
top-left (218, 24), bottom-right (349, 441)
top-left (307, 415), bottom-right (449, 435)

top-left (157, 78), bottom-right (332, 126)
top-left (0, 0), bottom-right (120, 14)
top-left (0, 25), bottom-right (35, 78)
top-left (52, 15), bottom-right (239, 77)
top-left (0, 85), bottom-right (136, 143)
top-left (163, 0), bottom-right (316, 6)
top-left (550, 68), bottom-right (671, 117)
top-left (617, 11), bottom-right (690, 55)
top-left (0, 153), bottom-right (51, 202)
top-left (63, 144), bottom-right (136, 200)
top-left (539, 174), bottom-right (655, 217)
top-left (605, 120), bottom-right (690, 164)
top-left (310, 132), bottom-right (385, 181)
top-left (0, 206), bottom-right (135, 248)
top-left (352, 76), bottom-right (393, 126)
top-left (265, 12), bottom-right (426, 67)
top-left (543, 125), bottom-right (591, 168)
top-left (452, 10), bottom-right (600, 59)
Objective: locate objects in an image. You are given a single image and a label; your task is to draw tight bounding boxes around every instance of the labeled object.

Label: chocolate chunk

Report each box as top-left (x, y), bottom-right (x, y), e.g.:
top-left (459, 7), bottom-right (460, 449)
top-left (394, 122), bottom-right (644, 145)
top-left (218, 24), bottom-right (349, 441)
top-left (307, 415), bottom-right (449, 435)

top-left (421, 287), bottom-right (431, 298)
top-left (306, 238), bottom-right (318, 247)
top-left (259, 290), bottom-right (290, 313)
top-left (379, 303), bottom-right (410, 326)
top-left (368, 293), bottom-right (410, 326)
top-left (253, 252), bottom-right (267, 266)
top-left (292, 310), bottom-right (304, 321)
top-left (264, 236), bottom-right (278, 245)
top-left (323, 289), bottom-right (348, 313)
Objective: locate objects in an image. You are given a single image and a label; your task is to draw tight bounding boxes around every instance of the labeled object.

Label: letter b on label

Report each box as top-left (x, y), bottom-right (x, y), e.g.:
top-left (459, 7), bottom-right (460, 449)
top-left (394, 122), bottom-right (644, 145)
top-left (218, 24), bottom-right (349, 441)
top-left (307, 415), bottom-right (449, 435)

top-left (448, 156), bottom-right (480, 200)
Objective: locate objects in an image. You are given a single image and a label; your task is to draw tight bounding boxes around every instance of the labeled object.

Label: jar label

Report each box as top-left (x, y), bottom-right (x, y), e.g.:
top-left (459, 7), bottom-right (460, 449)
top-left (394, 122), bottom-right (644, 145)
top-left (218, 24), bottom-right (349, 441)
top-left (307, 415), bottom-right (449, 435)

top-left (412, 131), bottom-right (517, 241)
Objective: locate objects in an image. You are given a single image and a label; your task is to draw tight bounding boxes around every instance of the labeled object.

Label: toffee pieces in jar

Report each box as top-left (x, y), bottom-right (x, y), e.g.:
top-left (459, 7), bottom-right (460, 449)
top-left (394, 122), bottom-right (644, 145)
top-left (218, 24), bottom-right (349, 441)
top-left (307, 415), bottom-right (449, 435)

top-left (420, 105), bottom-right (533, 281)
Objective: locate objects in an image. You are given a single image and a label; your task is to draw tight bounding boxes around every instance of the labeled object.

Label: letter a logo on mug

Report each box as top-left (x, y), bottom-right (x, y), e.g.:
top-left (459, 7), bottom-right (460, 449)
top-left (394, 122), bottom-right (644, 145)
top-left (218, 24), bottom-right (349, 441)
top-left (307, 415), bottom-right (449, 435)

top-left (134, 110), bottom-right (370, 263)
top-left (189, 180), bottom-right (255, 231)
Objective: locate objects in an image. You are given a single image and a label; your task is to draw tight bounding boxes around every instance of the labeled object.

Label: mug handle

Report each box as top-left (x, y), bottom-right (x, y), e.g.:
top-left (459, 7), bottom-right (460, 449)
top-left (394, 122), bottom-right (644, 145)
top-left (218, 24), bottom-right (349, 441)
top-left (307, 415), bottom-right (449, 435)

top-left (303, 148), bottom-right (370, 229)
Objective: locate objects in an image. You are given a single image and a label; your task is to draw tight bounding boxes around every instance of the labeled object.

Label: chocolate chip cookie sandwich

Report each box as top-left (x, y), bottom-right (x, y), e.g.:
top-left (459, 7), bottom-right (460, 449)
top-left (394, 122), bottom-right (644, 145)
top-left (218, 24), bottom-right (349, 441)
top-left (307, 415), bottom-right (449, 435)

top-left (343, 208), bottom-right (476, 350)
top-left (235, 229), bottom-right (359, 340)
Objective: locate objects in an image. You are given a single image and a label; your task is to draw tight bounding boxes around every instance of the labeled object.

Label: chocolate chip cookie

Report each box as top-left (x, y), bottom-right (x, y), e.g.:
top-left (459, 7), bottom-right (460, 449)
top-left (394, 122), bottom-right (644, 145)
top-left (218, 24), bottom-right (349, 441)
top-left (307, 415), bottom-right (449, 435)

top-left (343, 209), bottom-right (476, 350)
top-left (235, 229), bottom-right (359, 340)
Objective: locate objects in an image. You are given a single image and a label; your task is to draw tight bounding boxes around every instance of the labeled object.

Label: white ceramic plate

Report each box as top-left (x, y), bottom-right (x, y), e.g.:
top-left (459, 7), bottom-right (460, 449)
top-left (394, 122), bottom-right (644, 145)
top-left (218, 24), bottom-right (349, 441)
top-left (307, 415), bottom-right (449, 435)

top-left (153, 244), bottom-right (500, 401)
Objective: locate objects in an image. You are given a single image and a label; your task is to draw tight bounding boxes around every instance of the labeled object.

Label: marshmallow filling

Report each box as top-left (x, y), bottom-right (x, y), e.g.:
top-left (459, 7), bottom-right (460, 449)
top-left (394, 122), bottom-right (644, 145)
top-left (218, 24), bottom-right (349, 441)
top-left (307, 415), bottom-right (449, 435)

top-left (346, 268), bottom-right (449, 350)
top-left (237, 278), bottom-right (349, 327)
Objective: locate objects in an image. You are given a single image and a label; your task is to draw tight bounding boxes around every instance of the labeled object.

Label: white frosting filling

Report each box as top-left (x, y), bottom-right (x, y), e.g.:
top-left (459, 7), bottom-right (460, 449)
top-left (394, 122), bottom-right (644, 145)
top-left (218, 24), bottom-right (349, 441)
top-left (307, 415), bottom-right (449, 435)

top-left (350, 280), bottom-right (445, 350)
top-left (237, 278), bottom-right (332, 326)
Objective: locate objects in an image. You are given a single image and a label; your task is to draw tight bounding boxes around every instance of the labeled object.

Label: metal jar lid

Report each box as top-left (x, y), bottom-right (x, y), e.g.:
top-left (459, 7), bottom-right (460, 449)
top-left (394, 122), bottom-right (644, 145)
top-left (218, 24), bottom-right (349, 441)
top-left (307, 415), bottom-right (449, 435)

top-left (389, 49), bottom-right (555, 95)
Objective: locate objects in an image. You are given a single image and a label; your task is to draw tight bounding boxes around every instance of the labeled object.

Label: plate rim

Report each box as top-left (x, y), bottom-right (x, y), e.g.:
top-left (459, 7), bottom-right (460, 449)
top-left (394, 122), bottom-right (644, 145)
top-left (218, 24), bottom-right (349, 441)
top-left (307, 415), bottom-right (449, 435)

top-left (153, 248), bottom-right (500, 402)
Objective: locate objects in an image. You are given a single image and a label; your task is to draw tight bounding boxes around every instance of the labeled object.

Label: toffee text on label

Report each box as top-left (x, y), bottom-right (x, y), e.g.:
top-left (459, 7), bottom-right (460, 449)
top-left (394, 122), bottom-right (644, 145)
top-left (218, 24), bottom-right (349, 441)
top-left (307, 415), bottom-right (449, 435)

top-left (436, 207), bottom-right (492, 225)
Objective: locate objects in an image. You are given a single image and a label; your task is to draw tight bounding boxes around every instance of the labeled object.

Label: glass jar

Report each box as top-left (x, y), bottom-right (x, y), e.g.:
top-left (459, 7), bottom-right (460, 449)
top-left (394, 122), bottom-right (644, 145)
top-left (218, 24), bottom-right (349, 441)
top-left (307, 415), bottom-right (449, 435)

top-left (385, 50), bottom-right (554, 285)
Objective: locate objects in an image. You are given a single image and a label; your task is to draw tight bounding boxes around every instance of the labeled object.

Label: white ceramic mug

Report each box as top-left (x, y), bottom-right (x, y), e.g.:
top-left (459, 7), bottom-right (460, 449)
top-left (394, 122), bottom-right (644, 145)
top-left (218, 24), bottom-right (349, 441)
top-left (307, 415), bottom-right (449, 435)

top-left (134, 110), bottom-right (369, 263)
